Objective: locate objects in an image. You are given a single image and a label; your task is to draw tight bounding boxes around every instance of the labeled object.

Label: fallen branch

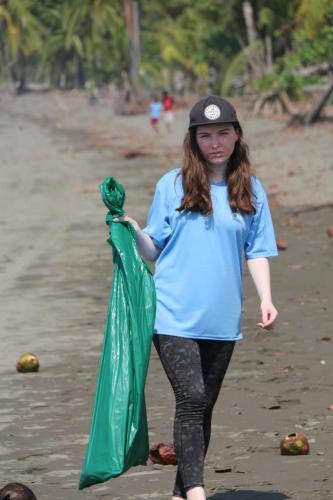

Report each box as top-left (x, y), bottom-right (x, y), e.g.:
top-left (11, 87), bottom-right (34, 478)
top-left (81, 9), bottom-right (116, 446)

top-left (278, 91), bottom-right (299, 115)
top-left (304, 80), bottom-right (333, 124)
top-left (253, 90), bottom-right (300, 119)
top-left (292, 202), bottom-right (333, 216)
top-left (253, 91), bottom-right (276, 116)
top-left (295, 61), bottom-right (333, 77)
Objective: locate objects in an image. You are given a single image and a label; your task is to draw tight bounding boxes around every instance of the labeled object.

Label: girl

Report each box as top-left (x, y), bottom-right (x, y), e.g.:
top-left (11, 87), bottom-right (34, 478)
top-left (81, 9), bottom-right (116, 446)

top-left (116, 95), bottom-right (278, 500)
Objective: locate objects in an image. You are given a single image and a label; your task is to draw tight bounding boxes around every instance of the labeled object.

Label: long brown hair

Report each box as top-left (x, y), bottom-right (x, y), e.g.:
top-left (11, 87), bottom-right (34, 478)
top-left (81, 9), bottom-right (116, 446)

top-left (176, 124), bottom-right (256, 215)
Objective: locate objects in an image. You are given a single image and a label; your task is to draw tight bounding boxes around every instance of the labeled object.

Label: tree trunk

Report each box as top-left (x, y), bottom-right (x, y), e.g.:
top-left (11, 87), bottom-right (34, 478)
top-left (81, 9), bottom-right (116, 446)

top-left (242, 1), bottom-right (258, 45)
top-left (242, 1), bottom-right (266, 78)
top-left (59, 70), bottom-right (66, 89)
top-left (75, 53), bottom-right (85, 88)
top-left (265, 35), bottom-right (273, 72)
top-left (16, 51), bottom-right (27, 94)
top-left (122, 0), bottom-right (141, 99)
top-left (131, 1), bottom-right (140, 97)
top-left (0, 27), bottom-right (15, 93)
top-left (95, 48), bottom-right (103, 86)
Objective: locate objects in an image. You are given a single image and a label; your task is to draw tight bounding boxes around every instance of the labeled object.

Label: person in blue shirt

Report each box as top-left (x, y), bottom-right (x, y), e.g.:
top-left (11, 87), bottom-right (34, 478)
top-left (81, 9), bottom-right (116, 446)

top-left (150, 95), bottom-right (163, 133)
top-left (116, 95), bottom-right (278, 500)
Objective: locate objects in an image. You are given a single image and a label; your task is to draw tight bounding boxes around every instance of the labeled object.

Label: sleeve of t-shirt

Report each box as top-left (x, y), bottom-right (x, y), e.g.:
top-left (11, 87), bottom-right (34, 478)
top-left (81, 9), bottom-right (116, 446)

top-left (244, 179), bottom-right (278, 260)
top-left (143, 178), bottom-right (172, 250)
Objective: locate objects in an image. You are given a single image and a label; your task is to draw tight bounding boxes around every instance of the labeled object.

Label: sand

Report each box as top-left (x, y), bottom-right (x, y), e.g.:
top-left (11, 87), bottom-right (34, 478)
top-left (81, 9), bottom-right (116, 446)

top-left (0, 90), bottom-right (332, 499)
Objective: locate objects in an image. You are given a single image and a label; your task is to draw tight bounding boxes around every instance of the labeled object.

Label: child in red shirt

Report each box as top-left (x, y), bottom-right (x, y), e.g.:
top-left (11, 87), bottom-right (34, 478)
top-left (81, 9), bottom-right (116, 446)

top-left (162, 90), bottom-right (174, 132)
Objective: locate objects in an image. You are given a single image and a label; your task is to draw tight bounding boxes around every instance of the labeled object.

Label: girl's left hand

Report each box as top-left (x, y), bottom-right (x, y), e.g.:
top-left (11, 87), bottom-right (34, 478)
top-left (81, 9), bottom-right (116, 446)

top-left (257, 301), bottom-right (278, 330)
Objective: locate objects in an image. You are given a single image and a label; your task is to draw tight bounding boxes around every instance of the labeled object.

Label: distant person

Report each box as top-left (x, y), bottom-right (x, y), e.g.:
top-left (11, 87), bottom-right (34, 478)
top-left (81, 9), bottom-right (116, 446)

top-left (115, 95), bottom-right (278, 500)
top-left (162, 90), bottom-right (174, 133)
top-left (88, 88), bottom-right (99, 106)
top-left (149, 95), bottom-right (163, 133)
top-left (0, 483), bottom-right (37, 500)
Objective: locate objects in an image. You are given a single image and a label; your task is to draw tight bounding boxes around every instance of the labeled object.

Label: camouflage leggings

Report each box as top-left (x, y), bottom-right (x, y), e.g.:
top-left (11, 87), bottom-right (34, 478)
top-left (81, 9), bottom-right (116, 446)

top-left (153, 334), bottom-right (235, 498)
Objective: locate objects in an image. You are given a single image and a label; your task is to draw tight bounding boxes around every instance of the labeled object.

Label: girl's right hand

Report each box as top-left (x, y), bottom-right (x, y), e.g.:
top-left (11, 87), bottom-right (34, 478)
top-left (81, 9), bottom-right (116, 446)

top-left (114, 216), bottom-right (160, 262)
top-left (113, 215), bottom-right (140, 232)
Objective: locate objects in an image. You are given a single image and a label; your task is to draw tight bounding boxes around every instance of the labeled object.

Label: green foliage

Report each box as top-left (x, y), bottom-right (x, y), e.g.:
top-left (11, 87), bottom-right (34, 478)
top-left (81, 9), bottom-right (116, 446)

top-left (141, 0), bottom-right (244, 93)
top-left (37, 0), bottom-right (127, 87)
top-left (221, 42), bottom-right (265, 96)
top-left (251, 72), bottom-right (301, 97)
top-left (274, 1), bottom-right (333, 87)
top-left (0, 0), bottom-right (332, 93)
top-left (221, 52), bottom-right (248, 96)
top-left (251, 70), bottom-right (323, 99)
top-left (290, 3), bottom-right (333, 66)
top-left (293, 26), bottom-right (333, 65)
top-left (296, 0), bottom-right (333, 38)
top-left (0, 0), bottom-right (43, 61)
top-left (0, 0), bottom-right (127, 88)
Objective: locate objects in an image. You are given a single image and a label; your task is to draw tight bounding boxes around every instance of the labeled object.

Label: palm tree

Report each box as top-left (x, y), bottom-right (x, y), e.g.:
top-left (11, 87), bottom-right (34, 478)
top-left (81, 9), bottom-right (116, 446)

top-left (296, 0), bottom-right (332, 37)
top-left (40, 0), bottom-right (125, 88)
top-left (122, 0), bottom-right (141, 98)
top-left (0, 0), bottom-right (42, 92)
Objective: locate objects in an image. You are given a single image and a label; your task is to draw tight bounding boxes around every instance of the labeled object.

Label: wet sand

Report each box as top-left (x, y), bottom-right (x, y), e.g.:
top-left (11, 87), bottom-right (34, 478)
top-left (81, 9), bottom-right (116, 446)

top-left (0, 91), bottom-right (332, 499)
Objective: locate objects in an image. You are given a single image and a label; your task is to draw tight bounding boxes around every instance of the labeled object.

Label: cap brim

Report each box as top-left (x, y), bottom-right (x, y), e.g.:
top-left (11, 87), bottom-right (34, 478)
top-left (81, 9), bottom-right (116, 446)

top-left (189, 119), bottom-right (239, 129)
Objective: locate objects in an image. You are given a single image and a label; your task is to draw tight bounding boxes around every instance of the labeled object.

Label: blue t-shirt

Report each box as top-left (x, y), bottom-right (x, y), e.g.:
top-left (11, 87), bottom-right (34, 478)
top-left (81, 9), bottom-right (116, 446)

top-left (150, 101), bottom-right (163, 119)
top-left (143, 168), bottom-right (278, 341)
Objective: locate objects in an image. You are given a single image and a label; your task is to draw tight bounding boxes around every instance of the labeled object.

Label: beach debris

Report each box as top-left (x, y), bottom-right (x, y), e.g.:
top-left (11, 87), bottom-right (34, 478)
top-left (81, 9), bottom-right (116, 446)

top-left (320, 360), bottom-right (326, 365)
top-left (277, 398), bottom-right (300, 406)
top-left (326, 226), bottom-right (333, 237)
top-left (327, 404), bottom-right (333, 410)
top-left (288, 263), bottom-right (304, 270)
top-left (280, 432), bottom-right (310, 455)
top-left (320, 336), bottom-right (331, 341)
top-left (264, 432), bottom-right (280, 438)
top-left (123, 149), bottom-right (148, 159)
top-left (0, 482), bottom-right (37, 499)
top-left (149, 442), bottom-right (177, 465)
top-left (214, 467), bottom-right (232, 473)
top-left (277, 238), bottom-right (288, 250)
top-left (16, 353), bottom-right (39, 373)
top-left (116, 146), bottom-right (153, 159)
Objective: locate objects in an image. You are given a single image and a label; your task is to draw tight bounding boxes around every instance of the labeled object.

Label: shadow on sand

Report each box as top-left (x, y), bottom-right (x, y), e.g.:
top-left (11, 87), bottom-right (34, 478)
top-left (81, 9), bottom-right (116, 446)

top-left (208, 490), bottom-right (291, 500)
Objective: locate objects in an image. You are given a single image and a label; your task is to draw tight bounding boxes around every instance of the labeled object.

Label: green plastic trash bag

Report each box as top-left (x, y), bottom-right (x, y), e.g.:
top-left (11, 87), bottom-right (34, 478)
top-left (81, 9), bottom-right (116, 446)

top-left (79, 176), bottom-right (156, 490)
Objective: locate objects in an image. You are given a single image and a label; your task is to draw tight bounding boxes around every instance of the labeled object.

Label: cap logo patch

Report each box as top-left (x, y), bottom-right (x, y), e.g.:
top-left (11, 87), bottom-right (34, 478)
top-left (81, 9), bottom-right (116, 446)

top-left (204, 104), bottom-right (221, 120)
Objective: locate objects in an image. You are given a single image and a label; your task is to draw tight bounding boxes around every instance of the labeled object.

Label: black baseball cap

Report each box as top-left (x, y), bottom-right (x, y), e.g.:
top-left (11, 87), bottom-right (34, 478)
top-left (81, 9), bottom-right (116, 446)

top-left (189, 95), bottom-right (239, 129)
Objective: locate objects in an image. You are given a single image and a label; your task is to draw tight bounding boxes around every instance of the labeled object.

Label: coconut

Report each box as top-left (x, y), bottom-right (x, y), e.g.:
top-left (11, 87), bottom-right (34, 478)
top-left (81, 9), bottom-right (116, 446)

top-left (149, 442), bottom-right (177, 465)
top-left (0, 482), bottom-right (37, 499)
top-left (326, 226), bottom-right (333, 238)
top-left (280, 432), bottom-right (309, 455)
top-left (16, 353), bottom-right (39, 373)
top-left (158, 443), bottom-right (177, 465)
top-left (277, 238), bottom-right (288, 250)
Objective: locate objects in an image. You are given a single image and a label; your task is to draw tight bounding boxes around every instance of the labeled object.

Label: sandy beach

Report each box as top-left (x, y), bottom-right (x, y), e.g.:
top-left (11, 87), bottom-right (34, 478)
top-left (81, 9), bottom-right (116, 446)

top-left (0, 91), bottom-right (332, 500)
